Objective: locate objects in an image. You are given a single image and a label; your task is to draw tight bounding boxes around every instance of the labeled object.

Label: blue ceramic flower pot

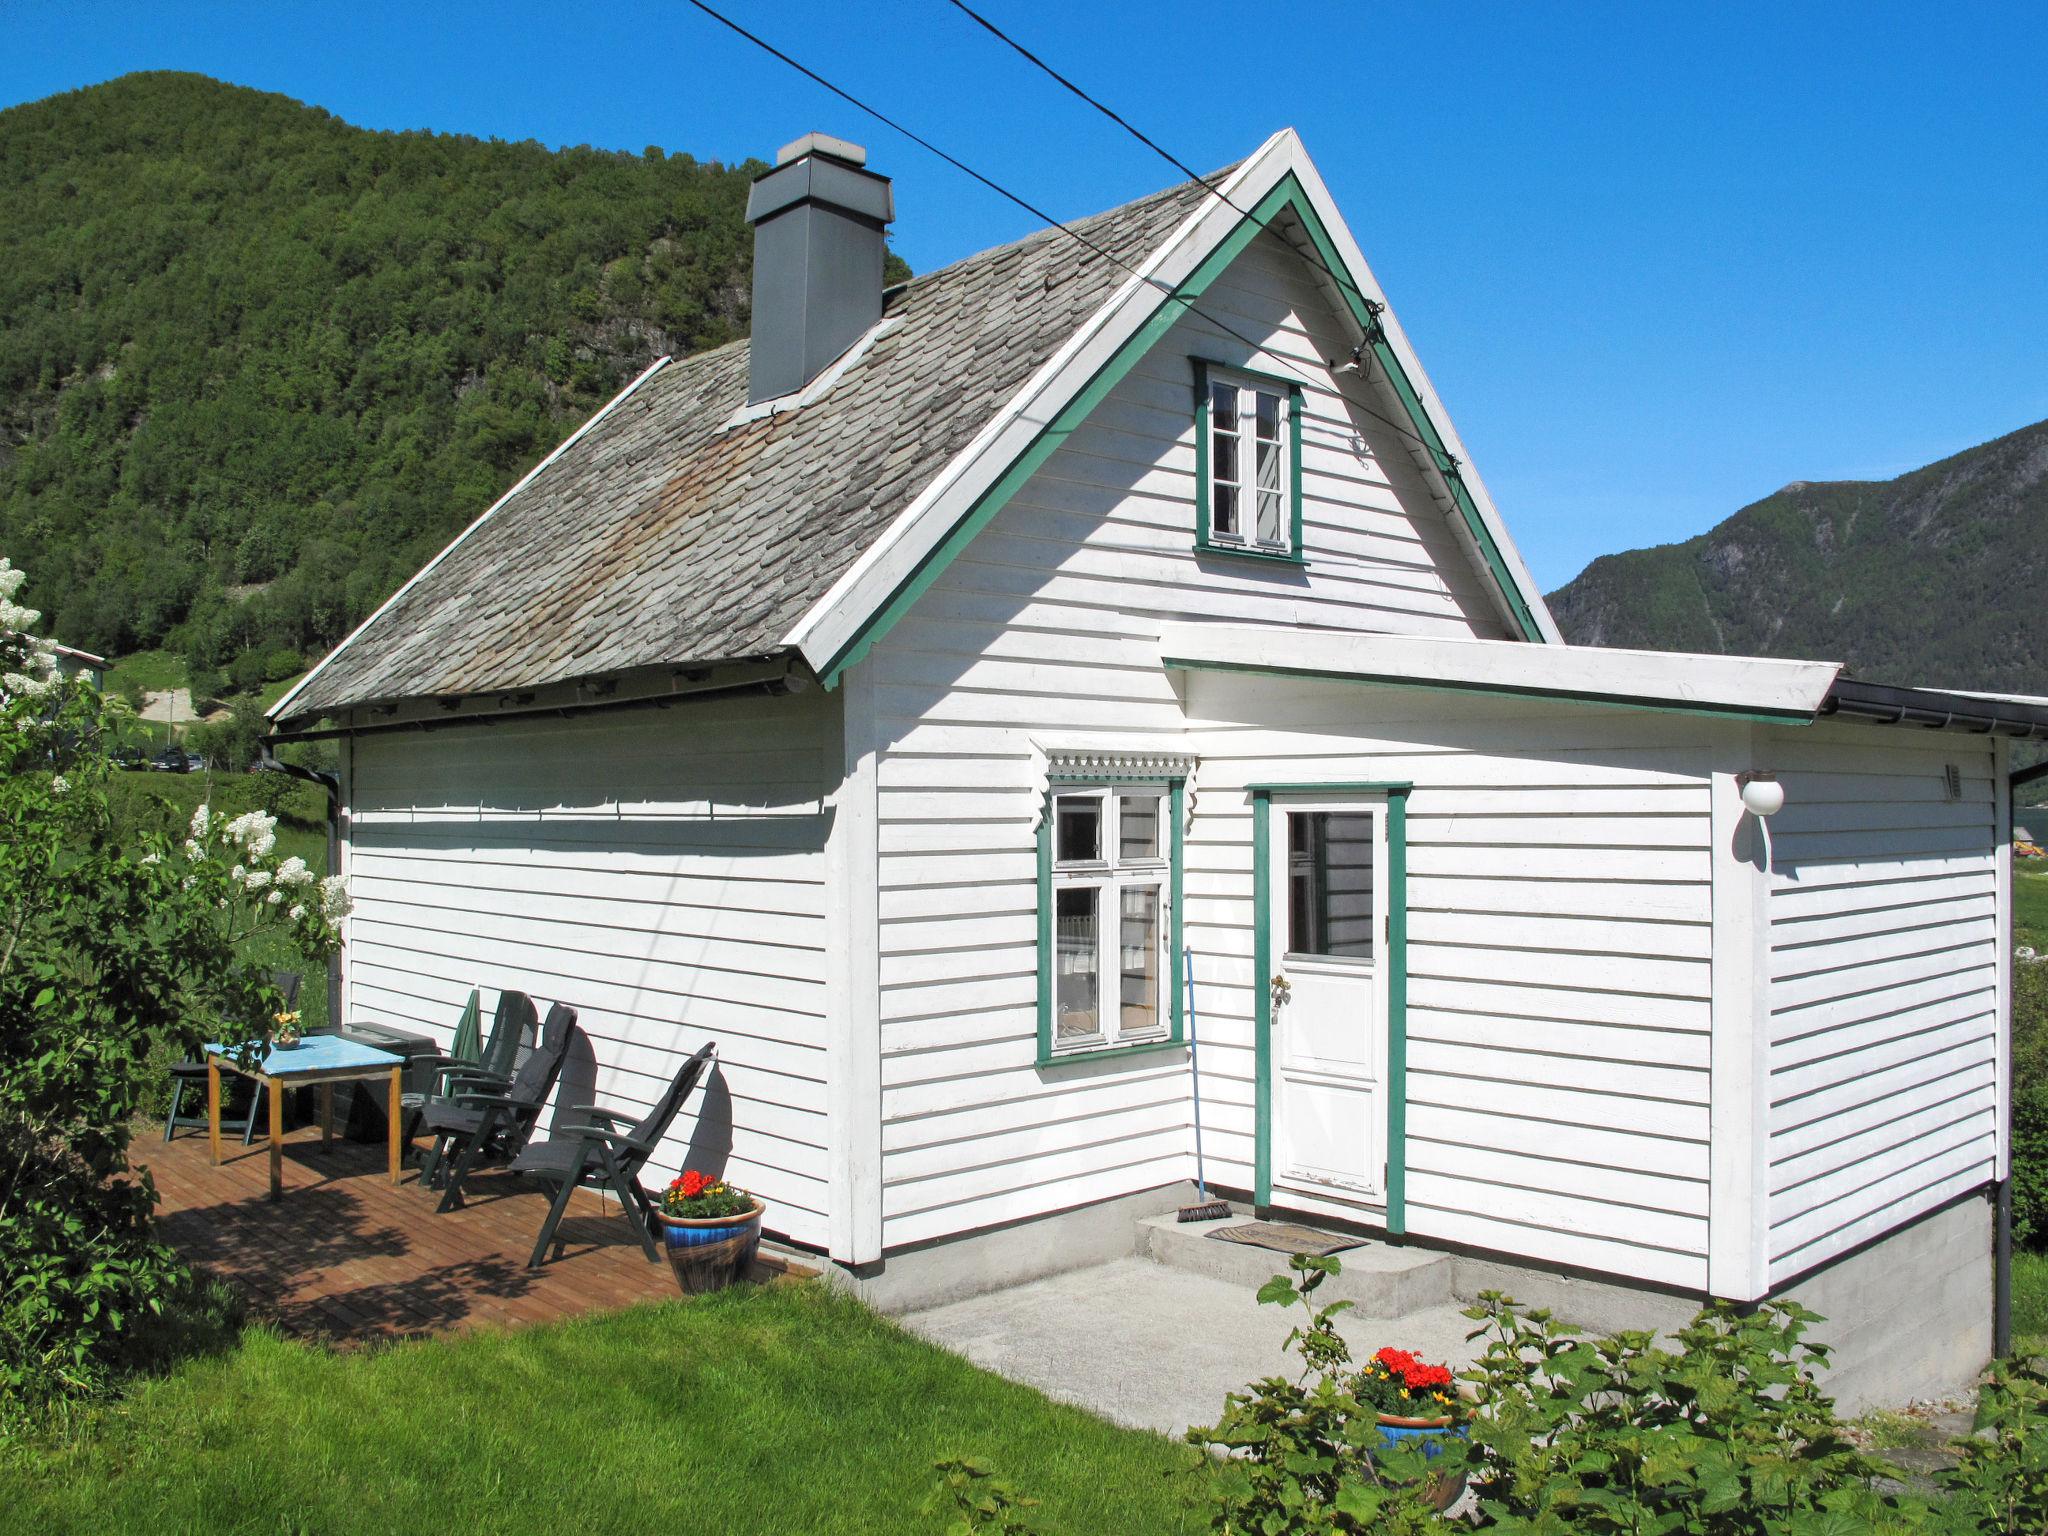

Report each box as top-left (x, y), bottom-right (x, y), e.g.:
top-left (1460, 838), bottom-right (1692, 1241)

top-left (1374, 1415), bottom-right (1467, 1511)
top-left (656, 1200), bottom-right (765, 1294)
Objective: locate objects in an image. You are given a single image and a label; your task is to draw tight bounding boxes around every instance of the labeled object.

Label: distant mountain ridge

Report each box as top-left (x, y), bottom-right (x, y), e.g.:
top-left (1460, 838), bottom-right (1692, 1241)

top-left (0, 71), bottom-right (907, 694)
top-left (1547, 417), bottom-right (2048, 698)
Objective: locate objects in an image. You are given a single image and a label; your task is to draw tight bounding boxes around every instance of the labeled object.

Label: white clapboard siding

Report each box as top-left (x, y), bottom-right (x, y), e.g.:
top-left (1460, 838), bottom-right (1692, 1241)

top-left (862, 224), bottom-right (1532, 1251)
top-left (1762, 724), bottom-right (2000, 1285)
top-left (1171, 679), bottom-right (1723, 1290)
top-left (343, 692), bottom-right (839, 1247)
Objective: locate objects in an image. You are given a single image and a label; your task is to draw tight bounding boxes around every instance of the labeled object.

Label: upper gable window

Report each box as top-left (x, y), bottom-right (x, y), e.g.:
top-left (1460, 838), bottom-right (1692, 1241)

top-left (1194, 360), bottom-right (1303, 564)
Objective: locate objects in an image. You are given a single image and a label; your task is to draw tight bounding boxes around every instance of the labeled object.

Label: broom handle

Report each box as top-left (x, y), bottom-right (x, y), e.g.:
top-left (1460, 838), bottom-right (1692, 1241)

top-left (1185, 945), bottom-right (1208, 1200)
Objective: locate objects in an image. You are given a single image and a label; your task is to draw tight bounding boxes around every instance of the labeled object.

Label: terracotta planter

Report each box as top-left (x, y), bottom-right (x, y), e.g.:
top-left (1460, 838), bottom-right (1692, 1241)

top-left (654, 1199), bottom-right (765, 1295)
top-left (1373, 1413), bottom-right (1467, 1512)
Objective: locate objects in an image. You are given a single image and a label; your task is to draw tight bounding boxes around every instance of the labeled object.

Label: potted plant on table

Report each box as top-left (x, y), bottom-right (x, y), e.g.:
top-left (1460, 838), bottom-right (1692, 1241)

top-left (653, 1170), bottom-right (764, 1294)
top-left (270, 1008), bottom-right (303, 1050)
top-left (1354, 1345), bottom-right (1468, 1511)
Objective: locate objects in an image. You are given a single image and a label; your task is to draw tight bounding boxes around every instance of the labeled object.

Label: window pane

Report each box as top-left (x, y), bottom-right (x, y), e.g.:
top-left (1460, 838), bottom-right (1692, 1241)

top-left (1212, 430), bottom-right (1237, 487)
top-left (1212, 483), bottom-right (1239, 536)
top-left (1054, 795), bottom-right (1100, 864)
top-left (1256, 435), bottom-right (1285, 543)
top-left (1119, 793), bottom-right (1161, 860)
top-left (1119, 885), bottom-right (1160, 1034)
top-left (1209, 381), bottom-right (1237, 433)
top-left (1254, 390), bottom-right (1281, 441)
top-left (1286, 811), bottom-right (1375, 959)
top-left (1055, 886), bottom-right (1101, 1038)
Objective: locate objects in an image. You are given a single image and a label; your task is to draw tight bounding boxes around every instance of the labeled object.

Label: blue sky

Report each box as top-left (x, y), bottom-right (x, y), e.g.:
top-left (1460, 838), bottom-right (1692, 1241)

top-left (5, 0), bottom-right (2043, 590)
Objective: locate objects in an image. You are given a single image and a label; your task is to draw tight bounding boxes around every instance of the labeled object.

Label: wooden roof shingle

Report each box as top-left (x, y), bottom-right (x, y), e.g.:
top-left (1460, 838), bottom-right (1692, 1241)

top-left (281, 173), bottom-right (1220, 724)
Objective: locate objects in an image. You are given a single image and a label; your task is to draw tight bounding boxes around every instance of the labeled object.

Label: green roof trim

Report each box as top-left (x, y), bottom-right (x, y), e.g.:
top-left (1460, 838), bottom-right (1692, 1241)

top-left (820, 172), bottom-right (1547, 688)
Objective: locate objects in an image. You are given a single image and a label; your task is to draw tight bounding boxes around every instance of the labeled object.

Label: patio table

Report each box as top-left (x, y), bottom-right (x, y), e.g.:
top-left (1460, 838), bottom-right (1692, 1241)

top-left (206, 1036), bottom-right (406, 1200)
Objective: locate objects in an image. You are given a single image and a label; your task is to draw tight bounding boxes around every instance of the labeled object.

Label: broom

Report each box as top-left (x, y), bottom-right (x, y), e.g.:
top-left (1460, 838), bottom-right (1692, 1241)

top-left (1178, 944), bottom-right (1232, 1222)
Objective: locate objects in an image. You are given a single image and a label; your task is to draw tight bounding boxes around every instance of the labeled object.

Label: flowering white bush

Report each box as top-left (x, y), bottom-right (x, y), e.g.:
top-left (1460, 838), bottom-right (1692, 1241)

top-left (1, 551), bottom-right (351, 1404)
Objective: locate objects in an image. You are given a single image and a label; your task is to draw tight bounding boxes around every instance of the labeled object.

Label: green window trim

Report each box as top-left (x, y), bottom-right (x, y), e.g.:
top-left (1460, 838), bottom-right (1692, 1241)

top-left (1193, 357), bottom-right (1306, 564)
top-left (1036, 775), bottom-right (1187, 1069)
top-left (817, 171), bottom-right (1548, 689)
top-left (1251, 783), bottom-right (1410, 1234)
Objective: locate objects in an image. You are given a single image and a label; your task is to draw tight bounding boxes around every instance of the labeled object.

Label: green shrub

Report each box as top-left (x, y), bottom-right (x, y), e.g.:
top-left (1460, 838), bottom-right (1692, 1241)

top-left (1186, 1254), bottom-right (1449, 1533)
top-left (1458, 1292), bottom-right (1914, 1532)
top-left (1, 555), bottom-right (347, 1413)
top-left (2014, 958), bottom-right (2048, 1248)
top-left (1935, 1353), bottom-right (2048, 1533)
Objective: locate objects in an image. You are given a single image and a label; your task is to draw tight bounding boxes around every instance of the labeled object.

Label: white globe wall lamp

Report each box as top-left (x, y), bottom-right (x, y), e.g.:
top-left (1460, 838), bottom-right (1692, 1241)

top-left (1737, 770), bottom-right (1784, 870)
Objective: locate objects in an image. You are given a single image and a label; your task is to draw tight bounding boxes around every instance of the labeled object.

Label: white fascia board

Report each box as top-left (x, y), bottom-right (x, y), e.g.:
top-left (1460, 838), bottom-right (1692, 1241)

top-left (1280, 150), bottom-right (1561, 645)
top-left (782, 131), bottom-right (1299, 673)
top-left (1159, 623), bottom-right (1843, 719)
top-left (268, 355), bottom-right (672, 725)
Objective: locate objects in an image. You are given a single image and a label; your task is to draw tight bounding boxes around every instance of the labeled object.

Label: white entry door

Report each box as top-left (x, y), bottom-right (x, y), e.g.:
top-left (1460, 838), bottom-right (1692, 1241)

top-left (1269, 798), bottom-right (1387, 1203)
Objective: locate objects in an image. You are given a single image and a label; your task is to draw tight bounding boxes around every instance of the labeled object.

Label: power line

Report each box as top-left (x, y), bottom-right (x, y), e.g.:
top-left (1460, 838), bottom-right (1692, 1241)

top-left (681, 0), bottom-right (1438, 461)
top-left (682, 0), bottom-right (1331, 393)
top-left (681, 0), bottom-right (1121, 274)
top-left (942, 0), bottom-right (1234, 210)
top-left (936, 0), bottom-right (1432, 441)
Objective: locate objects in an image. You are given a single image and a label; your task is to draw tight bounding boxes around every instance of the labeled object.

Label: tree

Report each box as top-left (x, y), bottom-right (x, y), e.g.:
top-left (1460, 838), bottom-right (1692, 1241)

top-left (0, 555), bottom-right (348, 1410)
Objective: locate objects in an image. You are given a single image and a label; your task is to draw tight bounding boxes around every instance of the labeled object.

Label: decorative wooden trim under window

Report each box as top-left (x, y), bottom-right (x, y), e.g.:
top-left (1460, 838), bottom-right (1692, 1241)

top-left (1193, 357), bottom-right (1306, 565)
top-left (1036, 771), bottom-right (1188, 1068)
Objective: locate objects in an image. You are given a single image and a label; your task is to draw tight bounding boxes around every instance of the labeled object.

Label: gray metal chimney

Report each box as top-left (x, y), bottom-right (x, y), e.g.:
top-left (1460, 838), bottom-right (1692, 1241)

top-left (745, 132), bottom-right (895, 404)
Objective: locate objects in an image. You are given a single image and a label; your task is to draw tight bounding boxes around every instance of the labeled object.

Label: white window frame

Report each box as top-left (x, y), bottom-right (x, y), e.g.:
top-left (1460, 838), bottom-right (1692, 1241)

top-left (1201, 364), bottom-right (1294, 555)
top-left (1046, 783), bottom-right (1173, 1054)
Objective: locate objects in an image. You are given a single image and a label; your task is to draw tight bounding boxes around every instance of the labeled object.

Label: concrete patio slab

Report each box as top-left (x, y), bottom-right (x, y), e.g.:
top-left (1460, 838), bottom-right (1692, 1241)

top-left (900, 1255), bottom-right (1482, 1438)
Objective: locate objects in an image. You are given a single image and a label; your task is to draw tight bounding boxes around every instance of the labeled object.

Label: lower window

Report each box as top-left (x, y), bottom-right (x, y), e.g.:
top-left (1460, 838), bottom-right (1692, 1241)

top-left (1042, 782), bottom-right (1178, 1054)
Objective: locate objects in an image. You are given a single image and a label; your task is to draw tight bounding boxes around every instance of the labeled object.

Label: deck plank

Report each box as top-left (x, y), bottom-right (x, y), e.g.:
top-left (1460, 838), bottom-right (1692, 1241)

top-left (137, 1121), bottom-right (807, 1347)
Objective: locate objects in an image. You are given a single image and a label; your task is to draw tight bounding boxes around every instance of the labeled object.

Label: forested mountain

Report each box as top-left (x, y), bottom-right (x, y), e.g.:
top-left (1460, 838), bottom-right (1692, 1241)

top-left (1548, 417), bottom-right (2048, 697)
top-left (0, 72), bottom-right (899, 693)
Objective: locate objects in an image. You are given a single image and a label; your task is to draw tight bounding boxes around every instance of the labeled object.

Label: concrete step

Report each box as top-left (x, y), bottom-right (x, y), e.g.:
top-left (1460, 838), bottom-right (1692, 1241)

top-left (1136, 1212), bottom-right (1456, 1320)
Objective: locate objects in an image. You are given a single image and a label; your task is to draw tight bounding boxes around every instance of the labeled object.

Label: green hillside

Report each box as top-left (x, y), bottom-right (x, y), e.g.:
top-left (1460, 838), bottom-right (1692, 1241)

top-left (0, 72), bottom-right (891, 695)
top-left (1548, 417), bottom-right (2048, 695)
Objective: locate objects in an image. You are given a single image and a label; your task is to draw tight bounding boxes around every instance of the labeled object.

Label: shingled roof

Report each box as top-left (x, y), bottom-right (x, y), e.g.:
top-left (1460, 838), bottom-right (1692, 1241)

top-left (277, 172), bottom-right (1223, 726)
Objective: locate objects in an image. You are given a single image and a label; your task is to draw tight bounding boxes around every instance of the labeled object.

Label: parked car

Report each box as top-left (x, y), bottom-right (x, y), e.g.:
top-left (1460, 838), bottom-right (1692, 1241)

top-left (110, 746), bottom-right (144, 769)
top-left (184, 750), bottom-right (206, 772)
top-left (150, 748), bottom-right (189, 773)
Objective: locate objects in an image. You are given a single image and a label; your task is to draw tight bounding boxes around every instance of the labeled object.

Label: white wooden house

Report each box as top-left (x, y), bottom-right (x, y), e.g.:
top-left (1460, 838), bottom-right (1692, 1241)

top-left (271, 130), bottom-right (2039, 1405)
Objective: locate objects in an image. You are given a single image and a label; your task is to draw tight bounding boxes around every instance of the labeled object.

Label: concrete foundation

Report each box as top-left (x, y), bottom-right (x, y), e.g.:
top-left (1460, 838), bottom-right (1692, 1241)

top-left (846, 1183), bottom-right (1993, 1415)
top-left (832, 1181), bottom-right (1198, 1313)
top-left (1763, 1191), bottom-right (1993, 1416)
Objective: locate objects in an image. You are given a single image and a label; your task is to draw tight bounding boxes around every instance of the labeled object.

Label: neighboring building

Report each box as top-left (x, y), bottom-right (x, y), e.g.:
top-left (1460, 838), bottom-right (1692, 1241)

top-left (271, 130), bottom-right (2038, 1409)
top-left (47, 641), bottom-right (106, 689)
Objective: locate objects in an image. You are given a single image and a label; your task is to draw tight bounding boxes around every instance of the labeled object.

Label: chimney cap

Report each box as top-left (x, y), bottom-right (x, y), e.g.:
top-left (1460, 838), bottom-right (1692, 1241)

top-left (777, 131), bottom-right (868, 168)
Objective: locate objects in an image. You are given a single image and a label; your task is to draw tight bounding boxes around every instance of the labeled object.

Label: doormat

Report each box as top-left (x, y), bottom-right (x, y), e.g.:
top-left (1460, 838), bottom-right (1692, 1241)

top-left (1209, 1221), bottom-right (1362, 1257)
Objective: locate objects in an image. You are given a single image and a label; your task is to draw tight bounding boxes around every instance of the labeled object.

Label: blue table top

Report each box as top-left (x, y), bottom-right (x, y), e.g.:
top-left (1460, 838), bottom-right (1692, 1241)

top-left (206, 1035), bottom-right (403, 1078)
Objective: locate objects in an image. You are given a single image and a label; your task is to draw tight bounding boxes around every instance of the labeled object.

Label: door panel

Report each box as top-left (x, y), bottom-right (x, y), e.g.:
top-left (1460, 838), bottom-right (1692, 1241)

top-left (1271, 800), bottom-right (1386, 1202)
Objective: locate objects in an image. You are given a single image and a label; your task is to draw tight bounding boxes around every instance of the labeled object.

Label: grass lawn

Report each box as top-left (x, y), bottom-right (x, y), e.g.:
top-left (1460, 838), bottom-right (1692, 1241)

top-left (0, 1284), bottom-right (1214, 1536)
top-left (2014, 1250), bottom-right (2048, 1359)
top-left (106, 648), bottom-right (189, 696)
top-left (2016, 863), bottom-right (2048, 950)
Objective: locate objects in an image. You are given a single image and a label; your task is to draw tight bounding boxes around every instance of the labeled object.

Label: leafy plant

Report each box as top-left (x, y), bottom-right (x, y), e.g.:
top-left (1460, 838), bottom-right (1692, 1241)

top-left (1185, 1254), bottom-right (1446, 1533)
top-left (1457, 1291), bottom-right (1913, 1533)
top-left (1938, 1354), bottom-right (2048, 1534)
top-left (657, 1170), bottom-right (753, 1220)
top-left (1354, 1346), bottom-right (1461, 1423)
top-left (0, 555), bottom-right (347, 1413)
top-left (926, 1458), bottom-right (1042, 1536)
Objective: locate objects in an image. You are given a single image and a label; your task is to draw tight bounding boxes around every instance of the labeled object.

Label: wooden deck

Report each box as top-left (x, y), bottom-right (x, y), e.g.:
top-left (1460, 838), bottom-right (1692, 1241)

top-left (139, 1119), bottom-right (800, 1345)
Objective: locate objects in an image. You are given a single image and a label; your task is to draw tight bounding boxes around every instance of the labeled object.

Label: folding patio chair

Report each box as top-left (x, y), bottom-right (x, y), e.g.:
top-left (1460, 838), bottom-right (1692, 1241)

top-left (406, 988), bottom-right (538, 1182)
top-left (508, 1042), bottom-right (717, 1268)
top-left (427, 1003), bottom-right (579, 1210)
